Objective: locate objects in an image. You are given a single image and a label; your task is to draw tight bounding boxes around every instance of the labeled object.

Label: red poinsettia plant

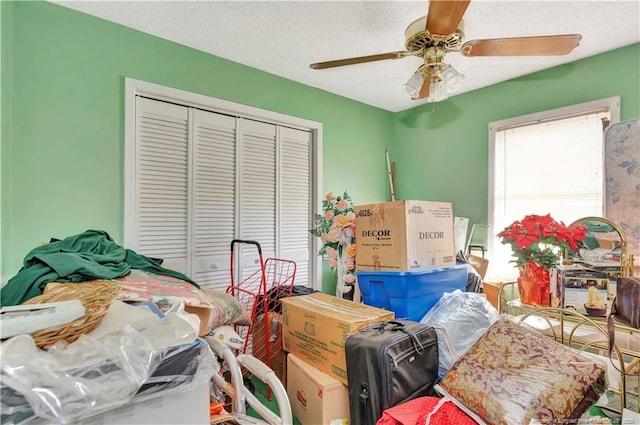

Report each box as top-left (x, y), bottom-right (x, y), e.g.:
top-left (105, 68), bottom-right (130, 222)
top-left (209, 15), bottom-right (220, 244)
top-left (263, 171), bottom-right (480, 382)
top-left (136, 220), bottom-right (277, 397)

top-left (497, 214), bottom-right (588, 270)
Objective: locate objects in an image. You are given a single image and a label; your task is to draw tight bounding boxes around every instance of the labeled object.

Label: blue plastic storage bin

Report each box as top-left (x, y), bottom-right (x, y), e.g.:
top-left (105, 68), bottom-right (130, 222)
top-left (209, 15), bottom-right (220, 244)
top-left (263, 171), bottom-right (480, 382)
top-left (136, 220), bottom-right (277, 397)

top-left (356, 264), bottom-right (468, 321)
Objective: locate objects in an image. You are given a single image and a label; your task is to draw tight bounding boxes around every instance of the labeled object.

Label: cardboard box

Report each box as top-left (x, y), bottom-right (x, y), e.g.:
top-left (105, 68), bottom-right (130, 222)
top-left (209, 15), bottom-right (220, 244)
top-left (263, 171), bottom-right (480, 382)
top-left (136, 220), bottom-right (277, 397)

top-left (271, 349), bottom-right (287, 389)
top-left (355, 200), bottom-right (456, 271)
top-left (287, 354), bottom-right (350, 425)
top-left (281, 292), bottom-right (394, 384)
top-left (184, 305), bottom-right (213, 336)
top-left (252, 311), bottom-right (287, 385)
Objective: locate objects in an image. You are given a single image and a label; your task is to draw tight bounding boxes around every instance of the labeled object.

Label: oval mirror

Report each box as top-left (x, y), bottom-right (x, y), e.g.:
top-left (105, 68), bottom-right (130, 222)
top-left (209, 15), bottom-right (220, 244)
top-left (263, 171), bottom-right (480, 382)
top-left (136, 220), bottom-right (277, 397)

top-left (569, 216), bottom-right (632, 277)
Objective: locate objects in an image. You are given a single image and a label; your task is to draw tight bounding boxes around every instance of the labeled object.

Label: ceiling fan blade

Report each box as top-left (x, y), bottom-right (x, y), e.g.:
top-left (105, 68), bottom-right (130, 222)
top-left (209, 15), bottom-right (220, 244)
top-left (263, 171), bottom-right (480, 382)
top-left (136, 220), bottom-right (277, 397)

top-left (412, 79), bottom-right (431, 100)
top-left (310, 51), bottom-right (407, 69)
top-left (461, 34), bottom-right (582, 56)
top-left (425, 0), bottom-right (471, 35)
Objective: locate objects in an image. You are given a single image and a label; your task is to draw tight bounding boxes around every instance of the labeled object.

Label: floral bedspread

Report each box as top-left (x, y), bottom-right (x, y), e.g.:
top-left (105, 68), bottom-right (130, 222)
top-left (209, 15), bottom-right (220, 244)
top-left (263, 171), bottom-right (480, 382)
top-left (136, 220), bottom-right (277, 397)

top-left (437, 318), bottom-right (604, 425)
top-left (114, 269), bottom-right (213, 308)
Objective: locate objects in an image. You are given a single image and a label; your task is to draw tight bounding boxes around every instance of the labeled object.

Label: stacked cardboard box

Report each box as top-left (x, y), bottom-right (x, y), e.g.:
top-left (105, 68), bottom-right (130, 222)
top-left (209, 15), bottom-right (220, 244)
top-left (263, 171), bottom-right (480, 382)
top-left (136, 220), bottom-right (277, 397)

top-left (281, 292), bottom-right (393, 384)
top-left (353, 200), bottom-right (465, 321)
top-left (280, 292), bottom-right (394, 425)
top-left (287, 354), bottom-right (350, 425)
top-left (354, 200), bottom-right (456, 272)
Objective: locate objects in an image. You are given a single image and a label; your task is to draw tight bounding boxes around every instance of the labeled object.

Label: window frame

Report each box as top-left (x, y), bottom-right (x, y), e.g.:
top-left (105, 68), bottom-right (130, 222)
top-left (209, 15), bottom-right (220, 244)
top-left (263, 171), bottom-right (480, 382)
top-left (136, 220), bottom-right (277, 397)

top-left (124, 77), bottom-right (324, 289)
top-left (487, 96), bottom-right (620, 280)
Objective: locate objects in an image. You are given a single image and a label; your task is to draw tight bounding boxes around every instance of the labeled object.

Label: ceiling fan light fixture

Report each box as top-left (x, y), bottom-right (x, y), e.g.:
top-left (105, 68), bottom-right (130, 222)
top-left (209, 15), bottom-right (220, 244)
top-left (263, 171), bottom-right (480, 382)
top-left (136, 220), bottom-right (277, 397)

top-left (403, 70), bottom-right (425, 97)
top-left (427, 79), bottom-right (448, 103)
top-left (309, 2), bottom-right (584, 106)
top-left (441, 64), bottom-right (465, 93)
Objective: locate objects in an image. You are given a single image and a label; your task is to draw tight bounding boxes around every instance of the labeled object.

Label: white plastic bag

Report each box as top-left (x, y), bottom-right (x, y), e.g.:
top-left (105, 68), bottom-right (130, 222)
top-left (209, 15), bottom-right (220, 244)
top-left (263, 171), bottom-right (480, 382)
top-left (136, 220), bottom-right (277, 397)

top-left (0, 311), bottom-right (214, 424)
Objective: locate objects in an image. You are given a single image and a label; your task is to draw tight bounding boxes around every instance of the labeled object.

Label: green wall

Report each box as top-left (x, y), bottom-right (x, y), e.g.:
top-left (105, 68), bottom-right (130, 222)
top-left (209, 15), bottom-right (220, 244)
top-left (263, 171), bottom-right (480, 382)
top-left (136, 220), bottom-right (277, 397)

top-left (392, 43), bottom-right (640, 239)
top-left (0, 1), bottom-right (394, 286)
top-left (2, 1), bottom-right (638, 290)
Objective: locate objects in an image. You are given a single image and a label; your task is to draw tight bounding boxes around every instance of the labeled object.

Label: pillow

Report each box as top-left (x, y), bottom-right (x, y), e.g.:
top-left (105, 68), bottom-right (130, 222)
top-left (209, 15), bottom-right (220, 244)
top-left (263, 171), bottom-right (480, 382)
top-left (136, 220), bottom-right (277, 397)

top-left (436, 317), bottom-right (605, 425)
top-left (201, 288), bottom-right (252, 331)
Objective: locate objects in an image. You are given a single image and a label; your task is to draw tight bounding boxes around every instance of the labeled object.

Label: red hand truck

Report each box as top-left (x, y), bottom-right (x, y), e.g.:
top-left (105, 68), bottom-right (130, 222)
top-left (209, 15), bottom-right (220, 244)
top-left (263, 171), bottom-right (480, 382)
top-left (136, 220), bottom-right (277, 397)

top-left (226, 239), bottom-right (296, 400)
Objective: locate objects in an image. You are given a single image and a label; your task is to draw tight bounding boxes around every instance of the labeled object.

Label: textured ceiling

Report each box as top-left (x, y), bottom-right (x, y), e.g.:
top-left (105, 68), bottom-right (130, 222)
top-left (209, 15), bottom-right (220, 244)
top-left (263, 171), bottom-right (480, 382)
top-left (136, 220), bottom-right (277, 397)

top-left (52, 0), bottom-right (640, 112)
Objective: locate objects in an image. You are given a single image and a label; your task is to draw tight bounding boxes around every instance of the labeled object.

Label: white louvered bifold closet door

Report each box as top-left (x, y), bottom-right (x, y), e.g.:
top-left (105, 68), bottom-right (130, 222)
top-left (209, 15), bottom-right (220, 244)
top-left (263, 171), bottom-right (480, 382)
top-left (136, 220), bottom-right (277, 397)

top-left (130, 94), bottom-right (315, 290)
top-left (238, 119), bottom-right (276, 289)
top-left (134, 97), bottom-right (190, 274)
top-left (279, 127), bottom-right (312, 286)
top-left (192, 110), bottom-right (237, 290)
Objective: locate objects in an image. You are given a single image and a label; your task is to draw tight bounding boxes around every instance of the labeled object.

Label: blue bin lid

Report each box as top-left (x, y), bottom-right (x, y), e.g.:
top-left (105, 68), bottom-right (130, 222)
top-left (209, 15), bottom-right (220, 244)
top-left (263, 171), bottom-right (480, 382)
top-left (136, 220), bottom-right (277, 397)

top-left (356, 263), bottom-right (467, 276)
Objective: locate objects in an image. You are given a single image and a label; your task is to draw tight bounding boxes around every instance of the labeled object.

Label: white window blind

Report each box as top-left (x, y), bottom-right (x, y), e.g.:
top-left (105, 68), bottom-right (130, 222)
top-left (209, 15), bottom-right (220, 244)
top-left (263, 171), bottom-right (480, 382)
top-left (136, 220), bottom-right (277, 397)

top-left (487, 98), bottom-right (619, 281)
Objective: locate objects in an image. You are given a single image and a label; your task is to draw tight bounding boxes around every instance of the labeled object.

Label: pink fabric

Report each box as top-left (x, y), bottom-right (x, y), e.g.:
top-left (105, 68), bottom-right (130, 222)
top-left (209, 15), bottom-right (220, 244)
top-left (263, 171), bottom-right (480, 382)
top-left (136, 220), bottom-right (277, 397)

top-left (377, 396), bottom-right (477, 425)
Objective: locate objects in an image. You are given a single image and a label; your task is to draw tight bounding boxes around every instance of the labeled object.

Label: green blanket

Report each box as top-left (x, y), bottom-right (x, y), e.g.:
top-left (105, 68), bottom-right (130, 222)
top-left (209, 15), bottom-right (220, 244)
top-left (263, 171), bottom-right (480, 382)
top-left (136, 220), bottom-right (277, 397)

top-left (1, 230), bottom-right (199, 307)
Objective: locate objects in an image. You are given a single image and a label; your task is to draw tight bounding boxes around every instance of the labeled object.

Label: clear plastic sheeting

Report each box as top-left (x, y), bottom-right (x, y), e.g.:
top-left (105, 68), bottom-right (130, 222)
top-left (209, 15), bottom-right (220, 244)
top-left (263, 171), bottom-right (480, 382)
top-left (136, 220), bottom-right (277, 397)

top-left (0, 313), bottom-right (215, 425)
top-left (435, 316), bottom-right (606, 424)
top-left (1, 382), bottom-right (33, 425)
top-left (420, 290), bottom-right (499, 379)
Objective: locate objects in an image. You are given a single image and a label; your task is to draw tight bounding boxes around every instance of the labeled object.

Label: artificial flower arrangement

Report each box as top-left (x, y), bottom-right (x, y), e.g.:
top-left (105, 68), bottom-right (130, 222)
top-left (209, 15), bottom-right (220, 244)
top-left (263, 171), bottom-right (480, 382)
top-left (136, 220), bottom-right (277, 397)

top-left (497, 214), bottom-right (588, 306)
top-left (497, 213), bottom-right (588, 270)
top-left (309, 192), bottom-right (357, 295)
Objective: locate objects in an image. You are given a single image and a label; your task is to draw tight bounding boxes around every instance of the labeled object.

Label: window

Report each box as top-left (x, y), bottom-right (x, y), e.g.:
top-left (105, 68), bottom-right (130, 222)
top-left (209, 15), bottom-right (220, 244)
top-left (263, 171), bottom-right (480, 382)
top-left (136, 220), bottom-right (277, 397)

top-left (487, 97), bottom-right (620, 280)
top-left (124, 78), bottom-right (323, 290)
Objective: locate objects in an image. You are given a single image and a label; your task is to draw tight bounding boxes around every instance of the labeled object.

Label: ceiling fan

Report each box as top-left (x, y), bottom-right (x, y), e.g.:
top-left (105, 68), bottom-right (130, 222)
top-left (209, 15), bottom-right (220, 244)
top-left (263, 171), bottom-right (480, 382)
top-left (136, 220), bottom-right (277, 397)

top-left (309, 0), bottom-right (582, 103)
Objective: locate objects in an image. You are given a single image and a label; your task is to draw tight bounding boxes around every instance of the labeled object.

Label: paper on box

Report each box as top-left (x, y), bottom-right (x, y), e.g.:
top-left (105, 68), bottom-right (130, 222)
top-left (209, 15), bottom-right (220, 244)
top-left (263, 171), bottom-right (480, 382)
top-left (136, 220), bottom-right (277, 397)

top-left (281, 292), bottom-right (394, 384)
top-left (287, 354), bottom-right (350, 425)
top-left (355, 200), bottom-right (456, 271)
